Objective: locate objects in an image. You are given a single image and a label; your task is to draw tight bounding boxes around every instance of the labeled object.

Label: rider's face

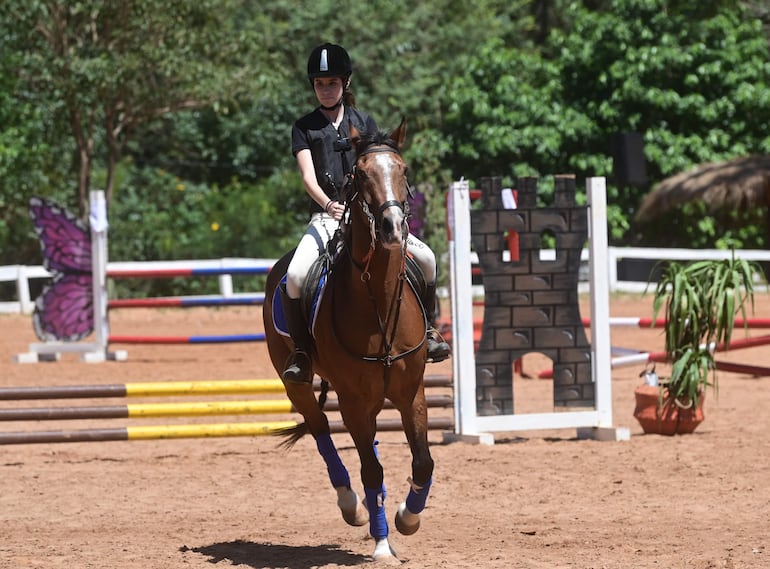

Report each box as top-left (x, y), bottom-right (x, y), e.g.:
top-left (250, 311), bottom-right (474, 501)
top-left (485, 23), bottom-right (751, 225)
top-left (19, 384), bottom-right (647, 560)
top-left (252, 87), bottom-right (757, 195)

top-left (313, 76), bottom-right (345, 107)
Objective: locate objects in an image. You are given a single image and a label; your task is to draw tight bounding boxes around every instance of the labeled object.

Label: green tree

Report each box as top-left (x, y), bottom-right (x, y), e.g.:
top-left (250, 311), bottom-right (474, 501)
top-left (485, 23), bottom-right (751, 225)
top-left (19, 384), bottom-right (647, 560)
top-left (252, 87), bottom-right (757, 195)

top-left (4, 0), bottom-right (272, 217)
top-left (128, 0), bottom-right (533, 269)
top-left (440, 0), bottom-right (770, 246)
top-left (0, 35), bottom-right (72, 264)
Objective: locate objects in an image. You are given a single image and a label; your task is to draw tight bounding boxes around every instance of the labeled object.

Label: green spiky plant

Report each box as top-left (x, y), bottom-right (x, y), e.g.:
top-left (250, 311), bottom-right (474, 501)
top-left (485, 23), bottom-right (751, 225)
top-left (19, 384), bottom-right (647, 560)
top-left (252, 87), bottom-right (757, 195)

top-left (650, 254), bottom-right (760, 411)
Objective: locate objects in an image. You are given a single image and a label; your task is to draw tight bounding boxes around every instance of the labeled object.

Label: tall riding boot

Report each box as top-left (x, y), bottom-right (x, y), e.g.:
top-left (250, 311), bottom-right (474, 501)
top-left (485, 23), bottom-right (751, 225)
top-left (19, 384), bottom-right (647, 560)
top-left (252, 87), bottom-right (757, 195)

top-left (423, 282), bottom-right (451, 363)
top-left (279, 285), bottom-right (313, 384)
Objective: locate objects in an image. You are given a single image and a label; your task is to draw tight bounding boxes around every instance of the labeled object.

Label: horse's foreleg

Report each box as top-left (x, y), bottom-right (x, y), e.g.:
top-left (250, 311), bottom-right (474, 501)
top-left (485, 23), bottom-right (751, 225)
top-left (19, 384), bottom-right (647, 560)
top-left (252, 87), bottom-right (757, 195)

top-left (395, 476), bottom-right (432, 535)
top-left (394, 387), bottom-right (435, 536)
top-left (345, 412), bottom-right (396, 560)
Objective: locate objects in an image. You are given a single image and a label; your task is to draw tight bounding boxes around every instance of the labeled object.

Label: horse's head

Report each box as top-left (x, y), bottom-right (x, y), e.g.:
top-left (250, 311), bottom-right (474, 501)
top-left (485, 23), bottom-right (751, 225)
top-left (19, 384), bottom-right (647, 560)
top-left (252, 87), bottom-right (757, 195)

top-left (348, 118), bottom-right (410, 250)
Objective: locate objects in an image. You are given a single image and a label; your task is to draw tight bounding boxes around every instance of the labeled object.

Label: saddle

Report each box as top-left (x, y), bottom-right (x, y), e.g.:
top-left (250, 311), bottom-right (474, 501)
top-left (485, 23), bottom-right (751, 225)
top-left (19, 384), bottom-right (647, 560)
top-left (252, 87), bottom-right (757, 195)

top-left (271, 245), bottom-right (427, 341)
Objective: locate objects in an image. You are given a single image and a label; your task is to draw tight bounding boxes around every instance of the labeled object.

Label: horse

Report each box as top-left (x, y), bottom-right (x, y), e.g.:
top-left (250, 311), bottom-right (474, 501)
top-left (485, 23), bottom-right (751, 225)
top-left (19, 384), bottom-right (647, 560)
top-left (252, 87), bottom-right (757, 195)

top-left (263, 118), bottom-right (434, 561)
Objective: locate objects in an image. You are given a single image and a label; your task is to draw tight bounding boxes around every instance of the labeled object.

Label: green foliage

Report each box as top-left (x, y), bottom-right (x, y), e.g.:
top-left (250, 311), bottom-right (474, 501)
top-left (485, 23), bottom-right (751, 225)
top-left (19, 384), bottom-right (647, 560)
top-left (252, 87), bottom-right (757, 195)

top-left (440, 0), bottom-right (770, 247)
top-left (3, 0), bottom-right (770, 291)
top-left (650, 254), bottom-right (759, 408)
top-left (105, 160), bottom-right (303, 297)
top-left (4, 0), bottom-right (272, 216)
top-left (0, 9), bottom-right (74, 264)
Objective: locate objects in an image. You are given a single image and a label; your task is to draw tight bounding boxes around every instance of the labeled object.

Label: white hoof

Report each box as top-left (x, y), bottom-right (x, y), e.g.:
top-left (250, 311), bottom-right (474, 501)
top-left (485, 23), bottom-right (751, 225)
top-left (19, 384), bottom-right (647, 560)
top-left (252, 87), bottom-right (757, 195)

top-left (373, 537), bottom-right (398, 562)
top-left (394, 501), bottom-right (420, 536)
top-left (336, 487), bottom-right (368, 526)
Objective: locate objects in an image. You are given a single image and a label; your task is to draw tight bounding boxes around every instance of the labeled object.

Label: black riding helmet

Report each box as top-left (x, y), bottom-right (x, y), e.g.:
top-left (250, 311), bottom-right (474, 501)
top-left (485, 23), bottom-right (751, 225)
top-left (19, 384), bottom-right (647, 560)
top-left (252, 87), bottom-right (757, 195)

top-left (307, 43), bottom-right (352, 83)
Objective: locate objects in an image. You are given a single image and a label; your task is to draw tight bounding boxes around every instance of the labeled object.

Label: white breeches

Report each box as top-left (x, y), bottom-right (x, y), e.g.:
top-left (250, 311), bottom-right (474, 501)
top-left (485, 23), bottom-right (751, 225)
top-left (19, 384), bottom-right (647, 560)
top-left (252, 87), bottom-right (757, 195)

top-left (285, 212), bottom-right (436, 299)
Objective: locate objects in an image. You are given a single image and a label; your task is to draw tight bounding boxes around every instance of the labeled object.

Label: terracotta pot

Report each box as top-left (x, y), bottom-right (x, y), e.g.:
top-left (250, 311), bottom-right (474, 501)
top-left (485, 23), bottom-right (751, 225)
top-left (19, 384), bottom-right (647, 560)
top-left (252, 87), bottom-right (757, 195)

top-left (633, 384), bottom-right (705, 435)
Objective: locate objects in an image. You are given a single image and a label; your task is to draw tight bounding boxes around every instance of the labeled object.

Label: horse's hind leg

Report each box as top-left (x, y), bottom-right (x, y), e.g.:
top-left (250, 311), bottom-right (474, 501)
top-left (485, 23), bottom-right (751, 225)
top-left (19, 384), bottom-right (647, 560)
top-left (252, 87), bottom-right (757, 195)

top-left (283, 381), bottom-right (368, 527)
top-left (394, 386), bottom-right (435, 536)
top-left (314, 431), bottom-right (368, 526)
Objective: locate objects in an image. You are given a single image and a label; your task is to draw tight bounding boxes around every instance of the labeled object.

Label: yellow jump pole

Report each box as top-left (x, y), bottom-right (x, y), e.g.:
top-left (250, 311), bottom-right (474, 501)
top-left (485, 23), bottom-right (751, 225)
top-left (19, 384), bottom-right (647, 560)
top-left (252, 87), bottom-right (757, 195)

top-left (0, 379), bottom-right (286, 400)
top-left (0, 421), bottom-right (298, 444)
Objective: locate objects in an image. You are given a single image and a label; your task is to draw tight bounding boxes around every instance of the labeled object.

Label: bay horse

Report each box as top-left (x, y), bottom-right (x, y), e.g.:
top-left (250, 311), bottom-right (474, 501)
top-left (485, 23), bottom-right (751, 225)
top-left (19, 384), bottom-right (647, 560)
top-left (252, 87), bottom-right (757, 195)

top-left (263, 118), bottom-right (434, 561)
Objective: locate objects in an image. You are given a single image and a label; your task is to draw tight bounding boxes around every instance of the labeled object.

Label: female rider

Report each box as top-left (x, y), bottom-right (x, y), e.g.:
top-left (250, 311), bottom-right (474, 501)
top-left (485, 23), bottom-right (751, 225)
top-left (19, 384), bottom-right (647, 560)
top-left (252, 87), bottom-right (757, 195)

top-left (280, 42), bottom-right (450, 384)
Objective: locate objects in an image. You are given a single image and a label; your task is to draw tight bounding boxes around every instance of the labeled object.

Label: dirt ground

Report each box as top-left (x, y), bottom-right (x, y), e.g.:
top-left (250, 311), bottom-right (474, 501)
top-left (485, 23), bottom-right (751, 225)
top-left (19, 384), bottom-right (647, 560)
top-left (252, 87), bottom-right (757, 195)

top-left (2, 293), bottom-right (770, 569)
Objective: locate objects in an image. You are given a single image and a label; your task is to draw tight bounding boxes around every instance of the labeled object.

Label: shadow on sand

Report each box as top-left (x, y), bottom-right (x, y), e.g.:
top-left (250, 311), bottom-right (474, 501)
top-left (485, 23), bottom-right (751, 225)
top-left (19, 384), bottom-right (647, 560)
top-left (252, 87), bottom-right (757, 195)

top-left (181, 539), bottom-right (370, 568)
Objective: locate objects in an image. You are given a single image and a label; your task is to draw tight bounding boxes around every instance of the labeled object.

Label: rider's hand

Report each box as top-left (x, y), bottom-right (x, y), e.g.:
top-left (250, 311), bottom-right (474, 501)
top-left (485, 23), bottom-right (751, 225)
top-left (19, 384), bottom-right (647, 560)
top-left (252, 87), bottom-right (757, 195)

top-left (326, 200), bottom-right (344, 221)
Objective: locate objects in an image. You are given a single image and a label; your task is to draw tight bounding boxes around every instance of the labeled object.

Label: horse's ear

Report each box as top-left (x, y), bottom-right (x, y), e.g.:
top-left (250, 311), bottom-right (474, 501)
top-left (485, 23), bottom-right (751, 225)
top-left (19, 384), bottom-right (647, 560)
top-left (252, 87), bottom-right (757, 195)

top-left (349, 120), bottom-right (361, 147)
top-left (389, 117), bottom-right (407, 149)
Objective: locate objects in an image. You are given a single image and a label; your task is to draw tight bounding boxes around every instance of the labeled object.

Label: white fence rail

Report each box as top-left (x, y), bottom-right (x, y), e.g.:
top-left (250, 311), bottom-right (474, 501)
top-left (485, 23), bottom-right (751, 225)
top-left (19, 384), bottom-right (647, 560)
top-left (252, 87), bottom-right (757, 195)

top-left (3, 248), bottom-right (769, 315)
top-left (0, 258), bottom-right (274, 315)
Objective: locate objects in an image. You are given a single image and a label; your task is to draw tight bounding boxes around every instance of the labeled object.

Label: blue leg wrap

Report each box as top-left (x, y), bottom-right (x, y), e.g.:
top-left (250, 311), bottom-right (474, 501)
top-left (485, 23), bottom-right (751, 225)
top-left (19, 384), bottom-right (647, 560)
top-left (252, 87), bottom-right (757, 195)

top-left (371, 441), bottom-right (388, 500)
top-left (364, 485), bottom-right (388, 540)
top-left (405, 476), bottom-right (432, 514)
top-left (315, 433), bottom-right (351, 489)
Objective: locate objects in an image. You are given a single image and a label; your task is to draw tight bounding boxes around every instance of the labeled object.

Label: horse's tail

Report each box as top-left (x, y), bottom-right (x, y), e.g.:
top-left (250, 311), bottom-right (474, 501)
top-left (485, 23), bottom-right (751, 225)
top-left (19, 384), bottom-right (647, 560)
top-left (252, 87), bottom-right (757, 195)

top-left (273, 379), bottom-right (331, 450)
top-left (274, 422), bottom-right (310, 450)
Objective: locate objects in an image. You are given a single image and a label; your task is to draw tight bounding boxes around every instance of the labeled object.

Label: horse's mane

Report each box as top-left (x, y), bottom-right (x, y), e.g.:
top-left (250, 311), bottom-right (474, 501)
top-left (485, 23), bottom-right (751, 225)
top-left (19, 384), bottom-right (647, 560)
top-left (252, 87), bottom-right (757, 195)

top-left (356, 130), bottom-right (399, 153)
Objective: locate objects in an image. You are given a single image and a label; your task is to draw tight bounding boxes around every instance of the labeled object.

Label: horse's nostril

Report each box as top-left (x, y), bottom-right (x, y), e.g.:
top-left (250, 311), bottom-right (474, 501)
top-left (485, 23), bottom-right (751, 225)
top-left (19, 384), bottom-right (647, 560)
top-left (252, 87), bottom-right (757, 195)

top-left (381, 217), bottom-right (395, 236)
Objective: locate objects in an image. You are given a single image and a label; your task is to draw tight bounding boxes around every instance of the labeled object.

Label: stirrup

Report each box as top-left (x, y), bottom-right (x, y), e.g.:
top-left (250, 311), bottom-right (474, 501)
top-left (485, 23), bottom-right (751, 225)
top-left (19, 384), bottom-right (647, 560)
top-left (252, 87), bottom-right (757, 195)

top-left (426, 329), bottom-right (450, 363)
top-left (282, 351), bottom-right (313, 384)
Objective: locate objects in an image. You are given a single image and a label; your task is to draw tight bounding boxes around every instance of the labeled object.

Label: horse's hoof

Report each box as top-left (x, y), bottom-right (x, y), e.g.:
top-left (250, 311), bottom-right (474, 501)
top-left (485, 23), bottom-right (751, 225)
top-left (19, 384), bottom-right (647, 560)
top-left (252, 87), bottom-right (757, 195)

top-left (372, 538), bottom-right (399, 563)
top-left (336, 487), bottom-right (369, 526)
top-left (394, 501), bottom-right (420, 536)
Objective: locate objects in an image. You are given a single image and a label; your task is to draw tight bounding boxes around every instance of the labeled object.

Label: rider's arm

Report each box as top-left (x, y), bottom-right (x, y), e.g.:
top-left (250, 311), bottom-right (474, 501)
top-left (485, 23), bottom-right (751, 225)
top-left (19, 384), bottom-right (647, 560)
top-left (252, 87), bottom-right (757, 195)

top-left (296, 148), bottom-right (344, 220)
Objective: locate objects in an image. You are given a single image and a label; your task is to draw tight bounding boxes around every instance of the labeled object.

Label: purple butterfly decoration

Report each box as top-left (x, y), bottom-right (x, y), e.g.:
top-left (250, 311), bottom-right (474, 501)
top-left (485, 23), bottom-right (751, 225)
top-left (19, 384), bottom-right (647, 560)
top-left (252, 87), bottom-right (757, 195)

top-left (28, 197), bottom-right (94, 342)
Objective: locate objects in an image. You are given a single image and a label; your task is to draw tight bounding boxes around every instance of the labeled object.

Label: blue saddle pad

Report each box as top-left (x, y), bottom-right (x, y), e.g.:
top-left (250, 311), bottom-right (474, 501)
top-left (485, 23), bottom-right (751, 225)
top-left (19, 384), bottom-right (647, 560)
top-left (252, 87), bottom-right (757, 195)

top-left (271, 271), bottom-right (328, 339)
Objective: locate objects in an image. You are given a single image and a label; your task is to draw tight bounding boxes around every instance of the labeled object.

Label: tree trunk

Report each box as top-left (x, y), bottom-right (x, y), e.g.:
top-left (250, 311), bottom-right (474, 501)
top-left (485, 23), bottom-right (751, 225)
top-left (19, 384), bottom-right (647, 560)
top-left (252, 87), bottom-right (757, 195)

top-left (70, 107), bottom-right (94, 221)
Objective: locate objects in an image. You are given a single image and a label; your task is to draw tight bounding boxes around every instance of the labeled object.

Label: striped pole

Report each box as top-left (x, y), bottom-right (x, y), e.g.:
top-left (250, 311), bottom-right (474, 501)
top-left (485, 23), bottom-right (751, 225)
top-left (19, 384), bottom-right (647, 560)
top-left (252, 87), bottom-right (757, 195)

top-left (440, 317), bottom-right (770, 330)
top-left (0, 395), bottom-right (453, 421)
top-left (0, 375), bottom-right (452, 402)
top-left (0, 399), bottom-right (294, 421)
top-left (108, 333), bottom-right (266, 344)
top-left (539, 333), bottom-right (770, 377)
top-left (0, 421), bottom-right (296, 444)
top-left (0, 379), bottom-right (287, 400)
top-left (109, 294), bottom-right (265, 309)
top-left (610, 334), bottom-right (770, 368)
top-left (107, 266), bottom-right (271, 278)
top-left (0, 417), bottom-right (454, 445)
top-left (581, 317), bottom-right (770, 329)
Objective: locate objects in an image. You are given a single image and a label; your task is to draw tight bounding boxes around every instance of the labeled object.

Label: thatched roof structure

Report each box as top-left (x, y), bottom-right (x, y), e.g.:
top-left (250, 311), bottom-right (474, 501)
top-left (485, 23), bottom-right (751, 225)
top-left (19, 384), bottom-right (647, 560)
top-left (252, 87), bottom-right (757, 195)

top-left (636, 154), bottom-right (770, 222)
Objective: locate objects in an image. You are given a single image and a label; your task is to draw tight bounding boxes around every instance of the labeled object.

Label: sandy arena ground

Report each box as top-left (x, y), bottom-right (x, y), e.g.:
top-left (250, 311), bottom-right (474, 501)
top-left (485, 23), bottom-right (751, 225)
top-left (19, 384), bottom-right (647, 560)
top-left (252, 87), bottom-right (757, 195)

top-left (1, 293), bottom-right (770, 569)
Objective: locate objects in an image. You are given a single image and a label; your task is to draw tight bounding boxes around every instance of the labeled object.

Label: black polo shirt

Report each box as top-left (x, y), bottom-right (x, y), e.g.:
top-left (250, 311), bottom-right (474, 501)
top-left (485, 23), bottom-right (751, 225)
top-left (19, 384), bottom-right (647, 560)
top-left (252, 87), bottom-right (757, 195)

top-left (292, 106), bottom-right (377, 213)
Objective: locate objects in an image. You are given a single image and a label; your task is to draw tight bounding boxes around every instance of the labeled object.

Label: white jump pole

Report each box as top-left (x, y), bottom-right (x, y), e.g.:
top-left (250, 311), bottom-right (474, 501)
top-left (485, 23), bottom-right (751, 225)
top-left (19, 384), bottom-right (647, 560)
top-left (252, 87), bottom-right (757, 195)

top-left (445, 180), bottom-right (490, 443)
top-left (578, 177), bottom-right (623, 439)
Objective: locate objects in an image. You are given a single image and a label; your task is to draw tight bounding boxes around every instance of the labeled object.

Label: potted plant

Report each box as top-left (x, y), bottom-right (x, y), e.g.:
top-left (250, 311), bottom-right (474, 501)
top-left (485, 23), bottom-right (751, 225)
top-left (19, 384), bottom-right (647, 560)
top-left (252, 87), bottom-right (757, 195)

top-left (634, 254), bottom-right (760, 435)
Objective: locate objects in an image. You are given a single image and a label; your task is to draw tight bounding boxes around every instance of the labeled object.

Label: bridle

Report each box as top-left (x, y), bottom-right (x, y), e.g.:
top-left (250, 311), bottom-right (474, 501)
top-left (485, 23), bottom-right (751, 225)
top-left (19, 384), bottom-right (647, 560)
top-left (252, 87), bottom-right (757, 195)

top-left (349, 142), bottom-right (412, 241)
top-left (331, 141), bottom-right (426, 368)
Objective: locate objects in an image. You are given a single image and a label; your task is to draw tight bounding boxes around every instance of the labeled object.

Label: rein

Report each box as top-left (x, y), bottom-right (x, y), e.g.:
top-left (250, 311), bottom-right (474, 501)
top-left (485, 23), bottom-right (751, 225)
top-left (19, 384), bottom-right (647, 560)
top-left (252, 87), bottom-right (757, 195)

top-left (331, 142), bottom-right (425, 368)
